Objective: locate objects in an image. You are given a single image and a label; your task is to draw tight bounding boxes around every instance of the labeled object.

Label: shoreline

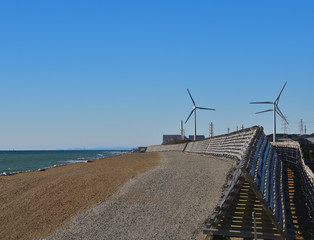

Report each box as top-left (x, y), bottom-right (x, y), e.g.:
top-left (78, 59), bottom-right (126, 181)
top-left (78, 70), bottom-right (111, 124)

top-left (0, 150), bottom-right (130, 176)
top-left (0, 152), bottom-right (160, 240)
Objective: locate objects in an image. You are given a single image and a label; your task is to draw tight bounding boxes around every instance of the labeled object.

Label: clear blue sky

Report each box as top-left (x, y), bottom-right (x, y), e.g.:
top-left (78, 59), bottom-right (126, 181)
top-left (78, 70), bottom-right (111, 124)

top-left (0, 1), bottom-right (313, 150)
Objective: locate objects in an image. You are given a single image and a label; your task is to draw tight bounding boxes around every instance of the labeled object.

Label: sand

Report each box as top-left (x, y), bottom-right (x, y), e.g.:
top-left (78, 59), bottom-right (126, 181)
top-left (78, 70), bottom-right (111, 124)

top-left (0, 153), bottom-right (160, 240)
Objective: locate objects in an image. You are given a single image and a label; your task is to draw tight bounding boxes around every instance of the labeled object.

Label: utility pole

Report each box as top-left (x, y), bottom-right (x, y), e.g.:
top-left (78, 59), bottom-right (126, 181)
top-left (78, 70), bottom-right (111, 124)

top-left (241, 124), bottom-right (244, 130)
top-left (305, 125), bottom-right (307, 135)
top-left (227, 128), bottom-right (230, 134)
top-left (209, 122), bottom-right (214, 138)
top-left (180, 120), bottom-right (184, 140)
top-left (300, 119), bottom-right (304, 135)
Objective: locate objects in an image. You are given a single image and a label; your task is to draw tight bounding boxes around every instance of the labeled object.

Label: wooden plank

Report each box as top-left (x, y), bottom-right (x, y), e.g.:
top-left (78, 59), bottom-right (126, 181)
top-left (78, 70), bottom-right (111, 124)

top-left (219, 218), bottom-right (275, 227)
top-left (204, 228), bottom-right (281, 239)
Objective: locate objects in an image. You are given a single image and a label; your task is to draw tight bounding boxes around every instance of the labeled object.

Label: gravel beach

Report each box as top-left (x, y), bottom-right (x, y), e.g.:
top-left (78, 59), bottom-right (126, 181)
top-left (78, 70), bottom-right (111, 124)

top-left (0, 153), bottom-right (160, 240)
top-left (44, 152), bottom-right (235, 240)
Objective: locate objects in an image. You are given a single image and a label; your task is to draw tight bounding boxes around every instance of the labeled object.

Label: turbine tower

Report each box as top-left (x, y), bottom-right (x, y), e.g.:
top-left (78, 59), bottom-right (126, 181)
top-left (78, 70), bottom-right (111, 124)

top-left (250, 81), bottom-right (288, 142)
top-left (185, 89), bottom-right (215, 141)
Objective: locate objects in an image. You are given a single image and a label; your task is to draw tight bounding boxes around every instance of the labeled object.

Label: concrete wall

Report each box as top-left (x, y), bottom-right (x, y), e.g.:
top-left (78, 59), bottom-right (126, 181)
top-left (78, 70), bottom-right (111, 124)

top-left (146, 143), bottom-right (187, 152)
top-left (185, 127), bottom-right (257, 160)
top-left (148, 126), bottom-right (258, 161)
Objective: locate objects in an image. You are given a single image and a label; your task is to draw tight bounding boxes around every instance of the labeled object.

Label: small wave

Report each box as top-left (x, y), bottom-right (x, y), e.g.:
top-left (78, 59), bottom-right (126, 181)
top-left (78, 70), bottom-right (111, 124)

top-left (62, 159), bottom-right (87, 164)
top-left (1, 169), bottom-right (31, 176)
top-left (0, 151), bottom-right (127, 176)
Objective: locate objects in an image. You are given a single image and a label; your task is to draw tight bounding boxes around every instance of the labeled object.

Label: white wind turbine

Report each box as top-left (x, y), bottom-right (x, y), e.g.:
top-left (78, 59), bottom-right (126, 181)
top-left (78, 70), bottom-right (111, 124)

top-left (250, 81), bottom-right (288, 142)
top-left (185, 89), bottom-right (216, 141)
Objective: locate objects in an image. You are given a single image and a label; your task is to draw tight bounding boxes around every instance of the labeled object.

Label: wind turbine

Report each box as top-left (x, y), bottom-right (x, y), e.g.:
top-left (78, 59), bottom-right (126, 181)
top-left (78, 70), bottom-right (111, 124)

top-left (185, 88), bottom-right (216, 141)
top-left (250, 81), bottom-right (288, 142)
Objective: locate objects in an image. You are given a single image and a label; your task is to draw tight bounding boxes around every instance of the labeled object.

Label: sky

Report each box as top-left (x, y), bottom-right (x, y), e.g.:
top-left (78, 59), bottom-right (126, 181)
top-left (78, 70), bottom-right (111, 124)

top-left (0, 1), bottom-right (314, 150)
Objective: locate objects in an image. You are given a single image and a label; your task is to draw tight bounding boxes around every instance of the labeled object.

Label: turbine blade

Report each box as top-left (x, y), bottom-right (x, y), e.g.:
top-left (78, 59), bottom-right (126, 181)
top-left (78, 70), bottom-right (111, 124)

top-left (275, 81), bottom-right (287, 103)
top-left (187, 88), bottom-right (196, 106)
top-left (185, 109), bottom-right (195, 124)
top-left (275, 108), bottom-right (285, 121)
top-left (255, 109), bottom-right (273, 114)
top-left (277, 110), bottom-right (288, 124)
top-left (197, 107), bottom-right (216, 111)
top-left (275, 106), bottom-right (288, 124)
top-left (250, 101), bottom-right (273, 104)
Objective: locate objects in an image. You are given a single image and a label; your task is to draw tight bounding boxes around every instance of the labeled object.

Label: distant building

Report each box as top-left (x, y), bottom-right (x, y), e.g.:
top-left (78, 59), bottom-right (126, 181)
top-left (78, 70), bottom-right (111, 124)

top-left (188, 135), bottom-right (205, 141)
top-left (162, 135), bottom-right (185, 145)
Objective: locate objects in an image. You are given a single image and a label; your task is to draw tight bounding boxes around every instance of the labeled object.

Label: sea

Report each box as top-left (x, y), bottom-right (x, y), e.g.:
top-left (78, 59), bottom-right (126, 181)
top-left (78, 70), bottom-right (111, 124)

top-left (0, 150), bottom-right (127, 176)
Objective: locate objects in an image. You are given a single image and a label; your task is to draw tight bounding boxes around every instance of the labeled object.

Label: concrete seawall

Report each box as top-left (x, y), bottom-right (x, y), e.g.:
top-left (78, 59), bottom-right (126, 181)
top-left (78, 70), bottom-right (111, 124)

top-left (147, 126), bottom-right (314, 239)
top-left (147, 126), bottom-right (258, 160)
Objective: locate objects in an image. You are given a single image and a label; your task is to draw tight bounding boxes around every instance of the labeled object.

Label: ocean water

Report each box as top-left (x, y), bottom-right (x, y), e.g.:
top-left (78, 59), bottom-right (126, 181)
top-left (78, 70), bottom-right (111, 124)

top-left (0, 150), bottom-right (127, 176)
